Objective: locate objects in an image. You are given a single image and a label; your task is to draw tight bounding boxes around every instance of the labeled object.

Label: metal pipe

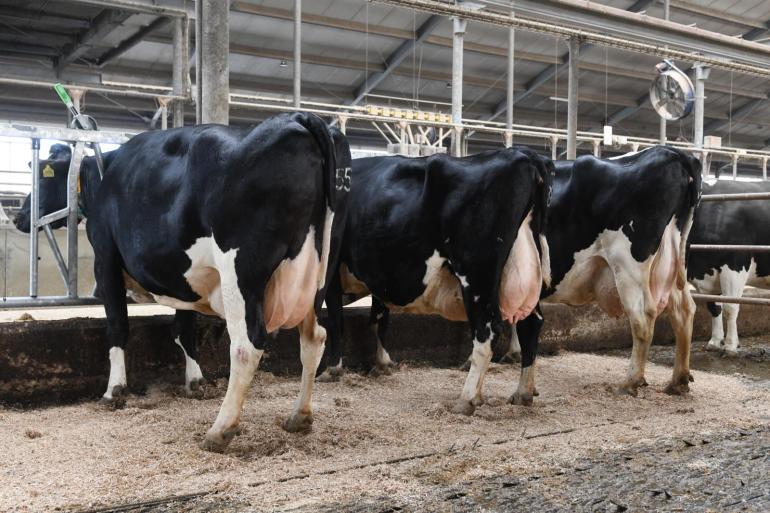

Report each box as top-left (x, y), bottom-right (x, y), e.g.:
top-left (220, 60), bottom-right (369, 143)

top-left (701, 192), bottom-right (770, 201)
top-left (506, 10), bottom-right (515, 140)
top-left (63, 0), bottom-right (187, 17)
top-left (172, 15), bottom-right (188, 127)
top-left (195, 0), bottom-right (203, 124)
top-left (691, 293), bottom-right (770, 306)
top-left (67, 143), bottom-right (86, 298)
top-left (43, 225), bottom-right (69, 289)
top-left (693, 63), bottom-right (710, 151)
top-left (763, 157), bottom-right (767, 181)
top-left (293, 0), bottom-right (302, 109)
top-left (659, 0), bottom-right (669, 144)
top-left (0, 77), bottom-right (186, 101)
top-left (566, 37), bottom-right (580, 160)
top-left (690, 244), bottom-right (770, 252)
top-left (29, 138), bottom-right (39, 298)
top-left (0, 296), bottom-right (103, 309)
top-left (200, 0), bottom-right (230, 124)
top-left (451, 16), bottom-right (466, 157)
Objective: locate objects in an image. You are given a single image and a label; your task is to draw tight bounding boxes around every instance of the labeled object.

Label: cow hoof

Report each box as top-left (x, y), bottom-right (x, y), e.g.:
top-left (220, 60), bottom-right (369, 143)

top-left (705, 342), bottom-right (723, 352)
top-left (533, 387), bottom-right (540, 397)
top-left (458, 360), bottom-right (472, 372)
top-left (283, 412), bottom-right (313, 433)
top-left (185, 381), bottom-right (206, 399)
top-left (451, 399), bottom-right (475, 416)
top-left (471, 394), bottom-right (485, 407)
top-left (510, 392), bottom-right (533, 406)
top-left (317, 366), bottom-right (344, 383)
top-left (201, 427), bottom-right (239, 453)
top-left (723, 348), bottom-right (739, 358)
top-left (615, 383), bottom-right (639, 397)
top-left (369, 363), bottom-right (395, 377)
top-left (688, 372), bottom-right (695, 383)
top-left (98, 386), bottom-right (127, 409)
top-left (664, 374), bottom-right (691, 395)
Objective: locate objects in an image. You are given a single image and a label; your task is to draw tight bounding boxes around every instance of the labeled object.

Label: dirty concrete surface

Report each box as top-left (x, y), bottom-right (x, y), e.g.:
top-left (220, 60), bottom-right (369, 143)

top-left (1, 346), bottom-right (768, 513)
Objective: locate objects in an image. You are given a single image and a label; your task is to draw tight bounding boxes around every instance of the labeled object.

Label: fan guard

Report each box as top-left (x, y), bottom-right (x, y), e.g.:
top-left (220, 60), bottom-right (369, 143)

top-left (649, 59), bottom-right (695, 121)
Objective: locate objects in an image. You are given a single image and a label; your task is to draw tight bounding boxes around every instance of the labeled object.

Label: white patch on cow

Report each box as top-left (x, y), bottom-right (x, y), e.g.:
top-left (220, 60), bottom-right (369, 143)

top-left (375, 339), bottom-right (394, 367)
top-left (474, 295), bottom-right (480, 303)
top-left (386, 250), bottom-right (466, 321)
top-left (174, 336), bottom-right (204, 391)
top-left (456, 273), bottom-right (470, 288)
top-left (317, 207), bottom-right (335, 289)
top-left (507, 326), bottom-right (522, 358)
top-left (628, 220), bottom-right (634, 232)
top-left (539, 234), bottom-right (551, 288)
top-left (103, 346), bottom-right (127, 399)
top-left (498, 211), bottom-right (542, 323)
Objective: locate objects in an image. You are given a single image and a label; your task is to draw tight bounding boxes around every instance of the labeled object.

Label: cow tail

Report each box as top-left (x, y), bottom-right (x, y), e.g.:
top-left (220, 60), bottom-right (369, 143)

top-left (291, 112), bottom-right (337, 210)
top-left (675, 153), bottom-right (703, 289)
top-left (532, 155), bottom-right (554, 288)
top-left (291, 112), bottom-right (338, 289)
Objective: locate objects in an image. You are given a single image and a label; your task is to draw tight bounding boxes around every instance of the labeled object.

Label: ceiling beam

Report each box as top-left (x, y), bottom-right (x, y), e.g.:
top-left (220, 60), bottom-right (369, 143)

top-left (94, 16), bottom-right (171, 66)
top-left (350, 15), bottom-right (443, 106)
top-left (0, 7), bottom-right (91, 30)
top-left (487, 0), bottom-right (655, 121)
top-left (56, 9), bottom-right (133, 73)
top-left (704, 97), bottom-right (766, 134)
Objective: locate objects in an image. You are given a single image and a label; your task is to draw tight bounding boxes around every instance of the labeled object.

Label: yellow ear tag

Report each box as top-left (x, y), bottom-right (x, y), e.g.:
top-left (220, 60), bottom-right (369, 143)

top-left (43, 164), bottom-right (55, 178)
top-left (77, 175), bottom-right (81, 193)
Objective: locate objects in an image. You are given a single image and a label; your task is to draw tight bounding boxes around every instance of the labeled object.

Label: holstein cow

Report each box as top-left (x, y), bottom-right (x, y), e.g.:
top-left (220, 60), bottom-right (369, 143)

top-left (505, 146), bottom-right (702, 398)
top-left (321, 147), bottom-right (553, 414)
top-left (688, 180), bottom-right (770, 356)
top-left (14, 112), bottom-right (351, 452)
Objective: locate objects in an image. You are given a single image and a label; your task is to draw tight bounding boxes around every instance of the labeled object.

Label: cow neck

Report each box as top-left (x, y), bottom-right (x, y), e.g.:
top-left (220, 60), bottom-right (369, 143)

top-left (77, 163), bottom-right (100, 219)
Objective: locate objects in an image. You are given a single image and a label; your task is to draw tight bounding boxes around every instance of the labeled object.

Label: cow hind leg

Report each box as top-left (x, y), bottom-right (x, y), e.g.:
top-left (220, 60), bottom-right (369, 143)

top-left (664, 285), bottom-right (695, 396)
top-left (613, 263), bottom-right (657, 396)
top-left (719, 269), bottom-right (748, 357)
top-left (705, 302), bottom-right (724, 351)
top-left (202, 251), bottom-right (265, 453)
top-left (95, 247), bottom-right (130, 408)
top-left (317, 272), bottom-right (345, 382)
top-left (453, 293), bottom-right (495, 415)
top-left (284, 310), bottom-right (326, 432)
top-left (510, 307), bottom-right (543, 406)
top-left (500, 324), bottom-right (522, 364)
top-left (174, 310), bottom-right (205, 396)
top-left (369, 299), bottom-right (395, 376)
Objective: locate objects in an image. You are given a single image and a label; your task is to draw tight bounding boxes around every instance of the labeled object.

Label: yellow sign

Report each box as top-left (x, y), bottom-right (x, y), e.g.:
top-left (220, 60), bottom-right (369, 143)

top-left (43, 164), bottom-right (55, 178)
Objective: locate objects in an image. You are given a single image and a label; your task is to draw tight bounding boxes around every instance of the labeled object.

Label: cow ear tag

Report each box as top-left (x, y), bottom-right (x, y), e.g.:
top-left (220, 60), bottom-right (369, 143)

top-left (43, 164), bottom-right (55, 178)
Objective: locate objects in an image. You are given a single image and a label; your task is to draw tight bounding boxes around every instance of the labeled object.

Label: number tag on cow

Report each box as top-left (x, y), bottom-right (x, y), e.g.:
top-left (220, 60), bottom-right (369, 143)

top-left (43, 164), bottom-right (55, 178)
top-left (335, 167), bottom-right (352, 192)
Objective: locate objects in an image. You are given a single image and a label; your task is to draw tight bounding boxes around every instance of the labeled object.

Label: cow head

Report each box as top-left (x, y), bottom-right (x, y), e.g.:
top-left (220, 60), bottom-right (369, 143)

top-left (14, 157), bottom-right (73, 233)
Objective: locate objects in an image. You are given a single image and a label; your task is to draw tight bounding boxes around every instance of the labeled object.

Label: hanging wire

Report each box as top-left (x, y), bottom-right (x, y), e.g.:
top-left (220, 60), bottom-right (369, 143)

top-left (604, 46), bottom-right (609, 124)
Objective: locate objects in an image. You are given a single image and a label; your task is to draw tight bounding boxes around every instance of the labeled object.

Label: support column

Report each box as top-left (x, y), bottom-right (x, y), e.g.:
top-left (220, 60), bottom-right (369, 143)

top-left (451, 16), bottom-right (466, 157)
top-left (67, 88), bottom-right (85, 126)
top-left (194, 0), bottom-right (202, 124)
top-left (293, 0), bottom-right (301, 109)
top-left (159, 97), bottom-right (170, 130)
top-left (566, 37), bottom-right (580, 160)
top-left (172, 15), bottom-right (189, 127)
top-left (693, 63), bottom-right (710, 155)
top-left (659, 0), bottom-right (670, 144)
top-left (505, 11), bottom-right (515, 147)
top-left (200, 0), bottom-right (229, 124)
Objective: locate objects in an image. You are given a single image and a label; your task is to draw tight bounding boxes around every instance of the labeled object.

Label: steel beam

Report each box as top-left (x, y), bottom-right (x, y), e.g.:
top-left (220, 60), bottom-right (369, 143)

top-left (566, 38), bottom-right (579, 159)
top-left (95, 16), bottom-right (171, 67)
top-left (704, 98), bottom-right (765, 134)
top-left (57, 10), bottom-right (133, 73)
top-left (172, 15), bottom-right (189, 127)
top-left (505, 11), bottom-right (514, 144)
top-left (200, 0), bottom-right (229, 124)
top-left (693, 63), bottom-right (710, 150)
top-left (350, 15), bottom-right (442, 106)
top-left (63, 0), bottom-right (188, 17)
top-left (293, 0), bottom-right (301, 109)
top-left (451, 16), bottom-right (466, 157)
top-left (0, 7), bottom-right (91, 30)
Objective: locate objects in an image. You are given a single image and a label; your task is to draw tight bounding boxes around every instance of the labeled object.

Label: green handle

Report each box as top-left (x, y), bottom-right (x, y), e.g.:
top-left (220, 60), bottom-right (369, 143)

top-left (54, 83), bottom-right (73, 107)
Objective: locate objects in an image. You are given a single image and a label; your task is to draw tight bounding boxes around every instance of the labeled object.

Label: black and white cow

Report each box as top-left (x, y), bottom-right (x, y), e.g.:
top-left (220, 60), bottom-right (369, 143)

top-left (15, 112), bottom-right (351, 452)
top-left (506, 146), bottom-right (702, 397)
top-left (321, 147), bottom-right (553, 414)
top-left (688, 180), bottom-right (770, 356)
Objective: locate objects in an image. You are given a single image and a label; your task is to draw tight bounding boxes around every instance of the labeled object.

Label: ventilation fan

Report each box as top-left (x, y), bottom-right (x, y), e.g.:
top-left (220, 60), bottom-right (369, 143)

top-left (649, 59), bottom-right (695, 121)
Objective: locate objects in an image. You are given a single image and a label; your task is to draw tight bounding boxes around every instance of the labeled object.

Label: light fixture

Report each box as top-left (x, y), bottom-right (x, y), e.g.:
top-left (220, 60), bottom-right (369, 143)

top-left (446, 82), bottom-right (452, 88)
top-left (279, 59), bottom-right (288, 67)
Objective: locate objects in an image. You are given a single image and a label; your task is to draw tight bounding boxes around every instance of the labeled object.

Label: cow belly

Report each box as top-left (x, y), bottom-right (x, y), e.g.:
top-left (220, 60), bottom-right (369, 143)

top-left (263, 227), bottom-right (321, 333)
top-left (499, 214), bottom-right (542, 323)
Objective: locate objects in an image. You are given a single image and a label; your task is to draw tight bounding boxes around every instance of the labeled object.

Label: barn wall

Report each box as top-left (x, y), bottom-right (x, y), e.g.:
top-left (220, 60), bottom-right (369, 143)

top-left (1, 302), bottom-right (768, 406)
